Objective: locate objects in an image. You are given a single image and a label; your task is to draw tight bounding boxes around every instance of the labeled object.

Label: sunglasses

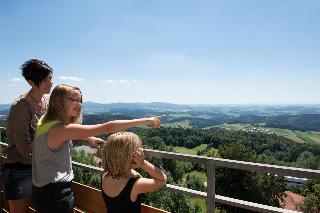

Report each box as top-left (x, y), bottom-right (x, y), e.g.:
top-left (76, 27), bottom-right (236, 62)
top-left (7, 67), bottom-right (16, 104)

top-left (67, 97), bottom-right (82, 103)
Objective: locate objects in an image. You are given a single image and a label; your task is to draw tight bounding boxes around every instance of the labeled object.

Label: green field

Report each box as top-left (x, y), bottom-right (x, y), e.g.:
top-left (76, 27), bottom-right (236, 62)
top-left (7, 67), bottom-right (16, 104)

top-left (213, 123), bottom-right (251, 130)
top-left (169, 113), bottom-right (212, 119)
top-left (174, 144), bottom-right (208, 155)
top-left (298, 133), bottom-right (316, 144)
top-left (270, 128), bottom-right (320, 144)
top-left (214, 123), bottom-right (320, 144)
top-left (268, 128), bottom-right (306, 143)
top-left (183, 171), bottom-right (207, 182)
top-left (296, 131), bottom-right (320, 144)
top-left (191, 198), bottom-right (206, 213)
top-left (163, 120), bottom-right (191, 128)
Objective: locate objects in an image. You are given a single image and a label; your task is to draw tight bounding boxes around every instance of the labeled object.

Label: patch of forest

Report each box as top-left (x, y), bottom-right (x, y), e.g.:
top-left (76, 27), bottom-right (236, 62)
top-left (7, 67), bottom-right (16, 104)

top-left (1, 108), bottom-right (320, 212)
top-left (264, 114), bottom-right (320, 131)
top-left (72, 124), bottom-right (320, 212)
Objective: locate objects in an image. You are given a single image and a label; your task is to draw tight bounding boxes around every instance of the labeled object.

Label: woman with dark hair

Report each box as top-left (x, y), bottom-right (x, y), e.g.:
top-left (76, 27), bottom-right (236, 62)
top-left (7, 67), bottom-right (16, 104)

top-left (3, 59), bottom-right (53, 213)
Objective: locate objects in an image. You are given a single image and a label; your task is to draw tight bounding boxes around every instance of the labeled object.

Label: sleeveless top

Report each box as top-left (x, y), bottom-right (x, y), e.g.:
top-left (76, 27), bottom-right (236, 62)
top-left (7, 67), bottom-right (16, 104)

top-left (101, 176), bottom-right (141, 213)
top-left (32, 120), bottom-right (74, 187)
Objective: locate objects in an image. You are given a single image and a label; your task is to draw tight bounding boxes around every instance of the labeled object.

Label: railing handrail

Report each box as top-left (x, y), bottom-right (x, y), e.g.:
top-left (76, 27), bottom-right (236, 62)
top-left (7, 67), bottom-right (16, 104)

top-left (2, 141), bottom-right (317, 179)
top-left (144, 149), bottom-right (320, 180)
top-left (1, 139), bottom-right (317, 212)
top-left (70, 148), bottom-right (313, 213)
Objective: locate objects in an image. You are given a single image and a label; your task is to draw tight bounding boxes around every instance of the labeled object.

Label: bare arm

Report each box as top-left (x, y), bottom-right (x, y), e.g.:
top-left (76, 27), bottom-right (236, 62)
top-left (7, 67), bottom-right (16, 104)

top-left (47, 117), bottom-right (161, 149)
top-left (141, 160), bottom-right (167, 182)
top-left (132, 148), bottom-right (167, 197)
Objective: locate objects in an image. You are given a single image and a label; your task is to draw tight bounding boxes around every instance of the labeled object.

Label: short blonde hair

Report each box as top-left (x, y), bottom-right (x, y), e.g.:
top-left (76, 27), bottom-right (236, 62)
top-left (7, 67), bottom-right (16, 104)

top-left (102, 132), bottom-right (142, 179)
top-left (42, 84), bottom-right (82, 124)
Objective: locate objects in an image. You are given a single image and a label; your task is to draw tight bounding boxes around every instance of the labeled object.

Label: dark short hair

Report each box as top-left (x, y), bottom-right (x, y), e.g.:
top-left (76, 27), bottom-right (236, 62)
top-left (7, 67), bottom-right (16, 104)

top-left (21, 59), bottom-right (53, 87)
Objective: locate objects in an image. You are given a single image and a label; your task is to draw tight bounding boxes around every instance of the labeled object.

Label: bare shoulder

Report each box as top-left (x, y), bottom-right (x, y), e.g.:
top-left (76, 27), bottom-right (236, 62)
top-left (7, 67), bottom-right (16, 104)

top-left (49, 122), bottom-right (66, 135)
top-left (47, 123), bottom-right (70, 148)
top-left (51, 123), bottom-right (83, 137)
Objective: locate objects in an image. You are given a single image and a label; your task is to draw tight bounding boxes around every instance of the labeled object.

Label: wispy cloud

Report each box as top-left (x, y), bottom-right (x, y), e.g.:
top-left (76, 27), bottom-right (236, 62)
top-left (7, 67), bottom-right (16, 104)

top-left (106, 79), bottom-right (137, 84)
top-left (11, 77), bottom-right (22, 82)
top-left (60, 76), bottom-right (86, 82)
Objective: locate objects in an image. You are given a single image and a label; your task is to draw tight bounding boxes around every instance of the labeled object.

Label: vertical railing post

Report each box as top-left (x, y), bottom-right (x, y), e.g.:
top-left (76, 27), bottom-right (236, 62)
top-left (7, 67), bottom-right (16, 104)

top-left (0, 144), bottom-right (3, 211)
top-left (0, 156), bottom-right (3, 211)
top-left (206, 163), bottom-right (216, 213)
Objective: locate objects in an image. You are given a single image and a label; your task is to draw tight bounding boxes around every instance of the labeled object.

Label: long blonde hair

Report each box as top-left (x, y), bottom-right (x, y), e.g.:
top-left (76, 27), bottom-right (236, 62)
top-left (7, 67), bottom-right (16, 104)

top-left (41, 84), bottom-right (82, 124)
top-left (102, 132), bottom-right (142, 179)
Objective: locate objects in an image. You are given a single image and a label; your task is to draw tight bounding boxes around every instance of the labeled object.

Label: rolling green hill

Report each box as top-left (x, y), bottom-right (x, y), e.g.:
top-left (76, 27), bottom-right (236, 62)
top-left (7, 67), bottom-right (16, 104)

top-left (214, 123), bottom-right (320, 144)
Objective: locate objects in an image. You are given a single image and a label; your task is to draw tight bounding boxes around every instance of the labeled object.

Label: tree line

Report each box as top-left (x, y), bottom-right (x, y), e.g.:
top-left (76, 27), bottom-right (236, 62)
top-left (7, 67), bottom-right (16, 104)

top-left (71, 125), bottom-right (320, 212)
top-left (1, 113), bottom-right (319, 212)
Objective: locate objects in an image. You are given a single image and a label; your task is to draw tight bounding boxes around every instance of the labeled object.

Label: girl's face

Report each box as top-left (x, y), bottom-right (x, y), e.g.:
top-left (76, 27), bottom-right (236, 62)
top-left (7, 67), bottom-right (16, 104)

top-left (39, 72), bottom-right (53, 94)
top-left (67, 90), bottom-right (82, 119)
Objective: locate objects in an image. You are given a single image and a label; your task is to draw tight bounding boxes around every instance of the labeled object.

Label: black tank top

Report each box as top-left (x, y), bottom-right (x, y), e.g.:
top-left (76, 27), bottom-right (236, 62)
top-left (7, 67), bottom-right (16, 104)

top-left (101, 176), bottom-right (141, 213)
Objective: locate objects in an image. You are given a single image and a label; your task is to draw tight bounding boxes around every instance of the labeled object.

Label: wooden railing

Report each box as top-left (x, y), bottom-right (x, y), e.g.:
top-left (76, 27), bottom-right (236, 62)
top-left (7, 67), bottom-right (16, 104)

top-left (1, 129), bottom-right (320, 212)
top-left (72, 149), bottom-right (320, 213)
top-left (0, 139), bottom-right (168, 213)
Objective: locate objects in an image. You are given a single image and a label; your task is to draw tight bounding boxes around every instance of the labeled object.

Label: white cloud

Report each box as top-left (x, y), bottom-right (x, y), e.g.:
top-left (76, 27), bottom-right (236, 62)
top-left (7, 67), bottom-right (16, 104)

top-left (60, 76), bottom-right (86, 82)
top-left (11, 77), bottom-right (22, 82)
top-left (106, 79), bottom-right (137, 84)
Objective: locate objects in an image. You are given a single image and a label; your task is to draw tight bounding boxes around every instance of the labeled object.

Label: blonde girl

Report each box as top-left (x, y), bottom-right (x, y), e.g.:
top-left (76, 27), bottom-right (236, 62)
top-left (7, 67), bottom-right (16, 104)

top-left (101, 132), bottom-right (167, 213)
top-left (31, 84), bottom-right (161, 213)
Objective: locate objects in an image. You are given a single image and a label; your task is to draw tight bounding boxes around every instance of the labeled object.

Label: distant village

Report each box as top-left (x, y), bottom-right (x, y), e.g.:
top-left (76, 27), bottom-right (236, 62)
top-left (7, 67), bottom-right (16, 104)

top-left (244, 126), bottom-right (273, 134)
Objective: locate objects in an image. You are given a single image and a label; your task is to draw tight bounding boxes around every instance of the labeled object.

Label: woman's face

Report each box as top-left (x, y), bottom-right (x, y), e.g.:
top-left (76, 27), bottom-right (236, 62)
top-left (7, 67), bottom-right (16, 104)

top-left (39, 72), bottom-right (53, 94)
top-left (67, 90), bottom-right (82, 119)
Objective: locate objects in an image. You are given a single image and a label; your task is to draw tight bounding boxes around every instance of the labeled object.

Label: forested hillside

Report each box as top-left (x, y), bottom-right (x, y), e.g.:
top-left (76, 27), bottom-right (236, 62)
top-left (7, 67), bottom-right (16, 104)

top-left (71, 122), bottom-right (320, 212)
top-left (265, 114), bottom-right (320, 131)
top-left (1, 104), bottom-right (320, 212)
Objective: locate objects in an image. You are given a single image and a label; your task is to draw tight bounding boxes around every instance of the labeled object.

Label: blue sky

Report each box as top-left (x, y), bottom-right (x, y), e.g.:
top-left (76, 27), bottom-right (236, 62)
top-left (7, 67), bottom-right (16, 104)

top-left (0, 0), bottom-right (319, 104)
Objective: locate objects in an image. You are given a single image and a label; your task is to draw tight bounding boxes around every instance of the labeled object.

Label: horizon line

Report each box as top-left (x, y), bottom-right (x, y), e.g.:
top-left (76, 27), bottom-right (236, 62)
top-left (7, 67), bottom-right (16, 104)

top-left (1, 101), bottom-right (320, 106)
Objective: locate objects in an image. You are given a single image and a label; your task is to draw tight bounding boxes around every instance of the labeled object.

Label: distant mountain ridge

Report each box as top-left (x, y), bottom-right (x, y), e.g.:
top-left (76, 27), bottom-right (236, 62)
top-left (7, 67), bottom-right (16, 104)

top-left (84, 101), bottom-right (191, 109)
top-left (1, 102), bottom-right (320, 115)
top-left (1, 102), bottom-right (320, 131)
top-left (82, 101), bottom-right (195, 114)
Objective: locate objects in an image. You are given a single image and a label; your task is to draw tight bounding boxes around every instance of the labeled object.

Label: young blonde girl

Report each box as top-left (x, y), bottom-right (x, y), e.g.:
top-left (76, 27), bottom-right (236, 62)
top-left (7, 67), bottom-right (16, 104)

top-left (31, 84), bottom-right (162, 213)
top-left (101, 132), bottom-right (167, 213)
